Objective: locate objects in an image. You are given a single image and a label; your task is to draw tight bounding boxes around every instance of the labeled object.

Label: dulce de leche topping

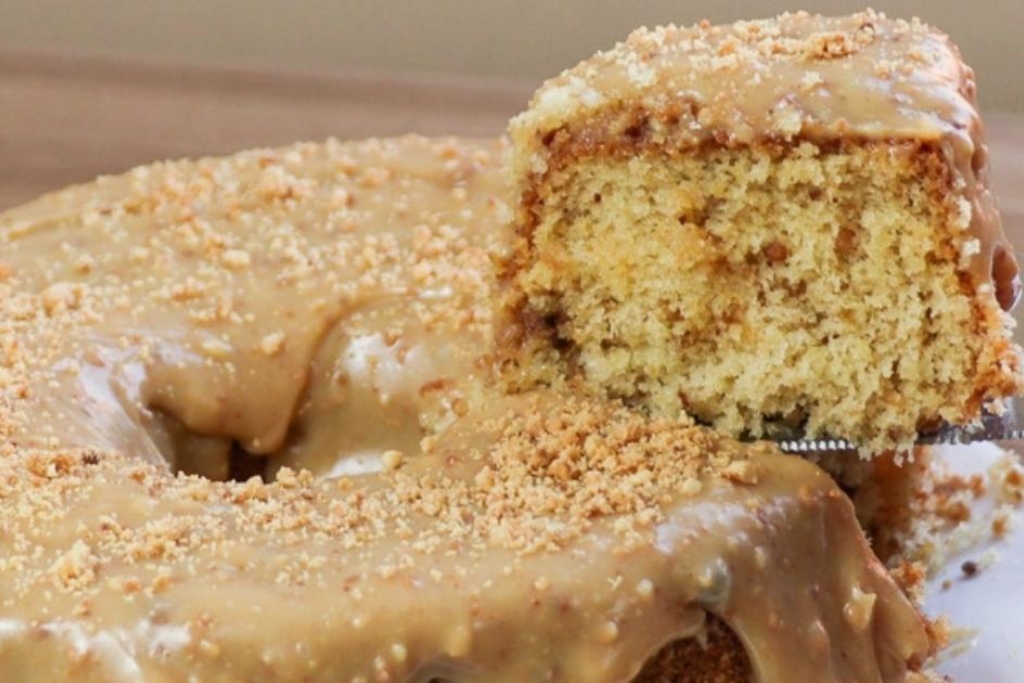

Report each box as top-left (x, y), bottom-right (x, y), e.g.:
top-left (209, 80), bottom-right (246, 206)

top-left (0, 136), bottom-right (931, 680)
top-left (511, 10), bottom-right (1020, 313)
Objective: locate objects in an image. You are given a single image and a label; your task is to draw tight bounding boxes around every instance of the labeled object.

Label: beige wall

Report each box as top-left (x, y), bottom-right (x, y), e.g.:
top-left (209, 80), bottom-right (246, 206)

top-left (2, 0), bottom-right (1021, 111)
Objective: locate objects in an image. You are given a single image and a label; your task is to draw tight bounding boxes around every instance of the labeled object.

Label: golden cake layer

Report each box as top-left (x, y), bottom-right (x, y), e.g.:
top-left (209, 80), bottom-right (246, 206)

top-left (0, 137), bottom-right (933, 681)
top-left (500, 10), bottom-right (1024, 453)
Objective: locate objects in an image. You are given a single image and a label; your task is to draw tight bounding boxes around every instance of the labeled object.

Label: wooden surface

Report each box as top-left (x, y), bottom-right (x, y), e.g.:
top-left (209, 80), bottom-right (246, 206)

top-left (0, 49), bottom-right (531, 211)
top-left (3, 47), bottom-right (1024, 258)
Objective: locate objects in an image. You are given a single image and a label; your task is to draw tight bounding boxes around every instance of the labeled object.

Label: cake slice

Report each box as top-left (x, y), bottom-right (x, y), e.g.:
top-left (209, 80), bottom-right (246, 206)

top-left (499, 10), bottom-right (1024, 453)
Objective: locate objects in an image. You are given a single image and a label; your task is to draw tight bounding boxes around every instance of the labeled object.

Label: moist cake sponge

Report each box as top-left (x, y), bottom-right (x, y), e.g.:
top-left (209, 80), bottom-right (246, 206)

top-left (499, 10), bottom-right (1024, 453)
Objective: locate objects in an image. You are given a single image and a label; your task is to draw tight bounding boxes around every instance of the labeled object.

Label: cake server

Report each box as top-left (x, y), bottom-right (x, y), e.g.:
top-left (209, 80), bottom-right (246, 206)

top-left (775, 398), bottom-right (1024, 453)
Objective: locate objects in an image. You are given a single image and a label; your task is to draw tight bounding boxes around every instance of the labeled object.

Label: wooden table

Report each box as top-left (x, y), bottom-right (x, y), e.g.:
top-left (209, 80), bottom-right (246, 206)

top-left (4, 47), bottom-right (1024, 253)
top-left (0, 50), bottom-right (531, 211)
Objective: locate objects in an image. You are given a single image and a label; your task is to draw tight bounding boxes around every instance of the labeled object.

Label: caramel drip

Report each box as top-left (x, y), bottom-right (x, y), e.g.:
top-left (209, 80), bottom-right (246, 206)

top-left (0, 136), bottom-right (930, 681)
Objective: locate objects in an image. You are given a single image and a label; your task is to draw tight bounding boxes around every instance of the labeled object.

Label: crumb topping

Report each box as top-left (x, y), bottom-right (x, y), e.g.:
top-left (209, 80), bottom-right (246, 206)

top-left (511, 10), bottom-right (968, 149)
top-left (0, 397), bottom-right (763, 601)
top-left (0, 136), bottom-right (507, 459)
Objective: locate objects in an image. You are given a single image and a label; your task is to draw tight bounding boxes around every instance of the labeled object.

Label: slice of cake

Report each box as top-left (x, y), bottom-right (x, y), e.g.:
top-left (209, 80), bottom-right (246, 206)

top-left (499, 10), bottom-right (1024, 453)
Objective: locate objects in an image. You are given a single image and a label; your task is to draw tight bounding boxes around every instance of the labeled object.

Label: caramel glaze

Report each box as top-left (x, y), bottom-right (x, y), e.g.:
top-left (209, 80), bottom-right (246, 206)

top-left (0, 136), bottom-right (932, 681)
top-left (510, 10), bottom-right (1021, 313)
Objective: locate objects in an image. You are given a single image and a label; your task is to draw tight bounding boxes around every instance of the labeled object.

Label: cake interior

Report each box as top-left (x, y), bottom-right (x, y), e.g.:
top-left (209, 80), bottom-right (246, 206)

top-left (507, 140), bottom-right (986, 451)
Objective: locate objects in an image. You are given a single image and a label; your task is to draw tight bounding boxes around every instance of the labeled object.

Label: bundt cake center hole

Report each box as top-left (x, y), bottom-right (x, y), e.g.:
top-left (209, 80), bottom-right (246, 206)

top-left (148, 408), bottom-right (274, 483)
top-left (633, 615), bottom-right (751, 682)
top-left (226, 443), bottom-right (271, 483)
top-left (168, 436), bottom-right (272, 484)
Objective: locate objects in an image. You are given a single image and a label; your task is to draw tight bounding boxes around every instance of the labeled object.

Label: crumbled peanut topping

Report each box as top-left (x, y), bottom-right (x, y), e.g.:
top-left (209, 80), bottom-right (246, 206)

top-left (0, 394), bottom-right (765, 601)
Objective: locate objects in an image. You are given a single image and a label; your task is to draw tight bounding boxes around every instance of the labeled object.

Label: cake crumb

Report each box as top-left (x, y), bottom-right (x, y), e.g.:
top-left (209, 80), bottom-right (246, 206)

top-left (381, 450), bottom-right (404, 471)
top-left (259, 331), bottom-right (286, 356)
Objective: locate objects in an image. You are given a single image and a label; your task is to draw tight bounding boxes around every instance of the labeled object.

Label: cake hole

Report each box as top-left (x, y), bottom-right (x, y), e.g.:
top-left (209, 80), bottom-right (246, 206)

top-left (632, 615), bottom-right (751, 682)
top-left (227, 444), bottom-right (270, 483)
top-left (172, 437), bottom-right (271, 484)
top-left (148, 409), bottom-right (273, 483)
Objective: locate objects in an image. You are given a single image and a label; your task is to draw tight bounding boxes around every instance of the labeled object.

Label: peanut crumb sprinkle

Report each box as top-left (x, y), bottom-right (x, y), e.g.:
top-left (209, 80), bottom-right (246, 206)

top-left (0, 396), bottom-right (764, 600)
top-left (0, 135), bottom-right (512, 599)
top-left (0, 135), bottom-right (506, 447)
top-left (513, 9), bottom-right (977, 169)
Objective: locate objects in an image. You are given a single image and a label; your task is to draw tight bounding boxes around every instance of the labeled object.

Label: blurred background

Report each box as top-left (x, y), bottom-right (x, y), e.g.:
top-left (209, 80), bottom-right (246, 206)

top-left (2, 0), bottom-right (1021, 109)
top-left (1, 0), bottom-right (1023, 211)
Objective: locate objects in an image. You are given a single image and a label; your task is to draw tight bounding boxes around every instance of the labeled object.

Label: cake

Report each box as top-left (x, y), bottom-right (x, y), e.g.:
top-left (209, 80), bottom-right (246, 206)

top-left (4, 9), bottom-right (1013, 681)
top-left (0, 137), bottom-right (936, 681)
top-left (499, 10), bottom-right (1024, 453)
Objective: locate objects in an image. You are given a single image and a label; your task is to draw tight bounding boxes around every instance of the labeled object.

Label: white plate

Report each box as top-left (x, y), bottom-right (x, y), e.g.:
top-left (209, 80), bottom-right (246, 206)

top-left (926, 443), bottom-right (1024, 680)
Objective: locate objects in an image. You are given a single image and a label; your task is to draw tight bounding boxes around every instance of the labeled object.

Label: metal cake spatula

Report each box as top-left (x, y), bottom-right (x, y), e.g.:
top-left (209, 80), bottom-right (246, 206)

top-left (774, 398), bottom-right (1024, 453)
